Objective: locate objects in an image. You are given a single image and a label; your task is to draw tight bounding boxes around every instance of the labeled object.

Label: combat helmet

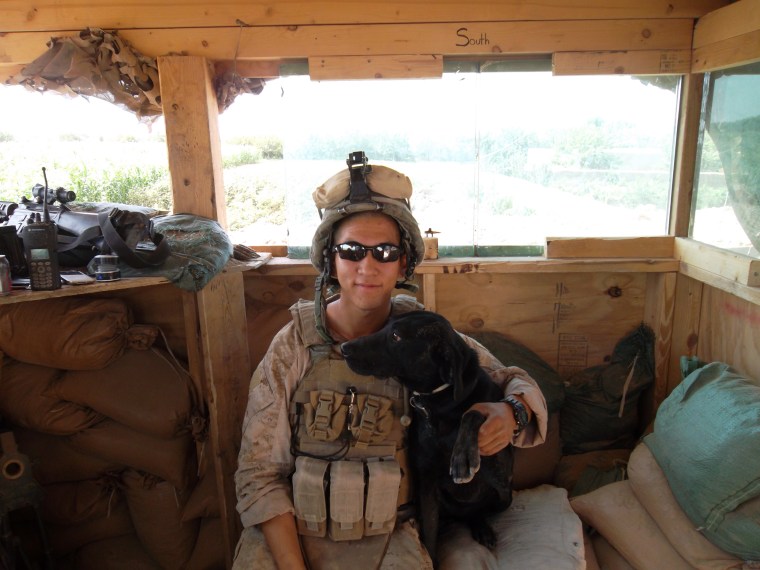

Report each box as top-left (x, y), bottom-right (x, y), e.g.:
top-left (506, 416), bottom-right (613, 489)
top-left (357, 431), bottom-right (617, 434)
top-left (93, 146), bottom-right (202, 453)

top-left (311, 151), bottom-right (425, 341)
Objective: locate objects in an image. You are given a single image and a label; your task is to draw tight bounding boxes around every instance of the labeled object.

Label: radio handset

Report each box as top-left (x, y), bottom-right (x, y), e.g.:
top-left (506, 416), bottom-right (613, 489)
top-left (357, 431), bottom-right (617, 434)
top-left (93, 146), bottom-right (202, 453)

top-left (20, 167), bottom-right (61, 290)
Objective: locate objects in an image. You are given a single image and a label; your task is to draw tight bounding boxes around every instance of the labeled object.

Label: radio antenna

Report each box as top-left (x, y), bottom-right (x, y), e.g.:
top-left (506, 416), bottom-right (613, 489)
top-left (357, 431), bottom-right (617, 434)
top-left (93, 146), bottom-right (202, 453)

top-left (41, 166), bottom-right (50, 223)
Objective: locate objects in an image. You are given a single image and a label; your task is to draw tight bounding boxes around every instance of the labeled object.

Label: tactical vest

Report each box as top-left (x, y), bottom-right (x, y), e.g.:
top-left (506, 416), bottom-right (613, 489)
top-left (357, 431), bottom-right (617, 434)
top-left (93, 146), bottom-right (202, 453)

top-left (288, 296), bottom-right (420, 547)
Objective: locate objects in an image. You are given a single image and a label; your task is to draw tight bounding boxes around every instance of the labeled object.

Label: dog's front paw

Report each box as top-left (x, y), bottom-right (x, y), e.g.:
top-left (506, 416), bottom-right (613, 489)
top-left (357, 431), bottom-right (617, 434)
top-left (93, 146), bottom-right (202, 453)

top-left (449, 445), bottom-right (481, 484)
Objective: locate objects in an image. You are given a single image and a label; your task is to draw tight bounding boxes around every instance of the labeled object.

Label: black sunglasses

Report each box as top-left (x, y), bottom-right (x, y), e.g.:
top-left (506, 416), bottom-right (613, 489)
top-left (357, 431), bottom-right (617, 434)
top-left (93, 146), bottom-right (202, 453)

top-left (332, 242), bottom-right (402, 263)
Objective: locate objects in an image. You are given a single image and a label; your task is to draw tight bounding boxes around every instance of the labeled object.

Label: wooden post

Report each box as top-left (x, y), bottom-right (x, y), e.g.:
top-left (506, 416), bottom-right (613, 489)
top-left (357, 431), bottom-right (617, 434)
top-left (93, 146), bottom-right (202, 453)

top-left (157, 55), bottom-right (228, 228)
top-left (670, 73), bottom-right (704, 237)
top-left (157, 55), bottom-right (247, 567)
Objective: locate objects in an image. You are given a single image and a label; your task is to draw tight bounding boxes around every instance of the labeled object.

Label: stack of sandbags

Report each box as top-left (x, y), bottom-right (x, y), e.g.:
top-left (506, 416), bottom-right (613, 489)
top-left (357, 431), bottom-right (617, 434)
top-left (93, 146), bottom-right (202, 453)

top-left (0, 296), bottom-right (208, 568)
top-left (570, 361), bottom-right (759, 569)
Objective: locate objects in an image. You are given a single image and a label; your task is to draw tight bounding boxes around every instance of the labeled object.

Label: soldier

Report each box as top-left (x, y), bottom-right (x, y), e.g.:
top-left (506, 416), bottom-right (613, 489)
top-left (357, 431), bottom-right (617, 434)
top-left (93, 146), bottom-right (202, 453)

top-left (233, 152), bottom-right (548, 569)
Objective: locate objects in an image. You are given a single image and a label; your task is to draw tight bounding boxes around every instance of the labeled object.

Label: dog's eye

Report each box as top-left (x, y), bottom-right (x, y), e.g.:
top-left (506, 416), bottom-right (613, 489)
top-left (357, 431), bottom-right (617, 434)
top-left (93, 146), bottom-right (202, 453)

top-left (391, 331), bottom-right (402, 342)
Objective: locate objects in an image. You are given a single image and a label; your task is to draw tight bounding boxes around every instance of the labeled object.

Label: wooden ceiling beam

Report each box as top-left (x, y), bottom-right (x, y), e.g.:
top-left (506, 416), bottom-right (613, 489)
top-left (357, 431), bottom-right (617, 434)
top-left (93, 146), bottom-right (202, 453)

top-left (0, 0), bottom-right (729, 33)
top-left (0, 19), bottom-right (695, 68)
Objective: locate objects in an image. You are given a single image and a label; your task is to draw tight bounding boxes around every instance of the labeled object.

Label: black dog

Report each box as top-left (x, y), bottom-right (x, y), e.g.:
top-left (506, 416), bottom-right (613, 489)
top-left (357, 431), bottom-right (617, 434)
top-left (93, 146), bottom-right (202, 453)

top-left (341, 310), bottom-right (514, 561)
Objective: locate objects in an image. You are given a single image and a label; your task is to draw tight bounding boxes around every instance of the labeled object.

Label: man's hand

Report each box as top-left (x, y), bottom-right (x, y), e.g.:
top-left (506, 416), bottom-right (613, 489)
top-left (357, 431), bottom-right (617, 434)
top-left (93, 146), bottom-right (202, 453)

top-left (468, 395), bottom-right (531, 456)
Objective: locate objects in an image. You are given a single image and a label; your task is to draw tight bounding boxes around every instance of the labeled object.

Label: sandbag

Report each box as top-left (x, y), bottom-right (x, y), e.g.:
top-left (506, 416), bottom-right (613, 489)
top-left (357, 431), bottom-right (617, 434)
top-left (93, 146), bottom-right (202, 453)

top-left (46, 494), bottom-right (134, 556)
top-left (570, 480), bottom-right (693, 570)
top-left (42, 477), bottom-right (120, 526)
top-left (181, 464), bottom-right (220, 522)
top-left (627, 443), bottom-right (744, 570)
top-left (69, 419), bottom-right (195, 490)
top-left (48, 347), bottom-right (197, 439)
top-left (0, 357), bottom-right (103, 435)
top-left (554, 449), bottom-right (631, 495)
top-left (121, 469), bottom-right (199, 570)
top-left (644, 361), bottom-right (760, 561)
top-left (13, 428), bottom-right (124, 485)
top-left (185, 517), bottom-right (226, 570)
top-left (561, 324), bottom-right (655, 454)
top-left (75, 534), bottom-right (162, 570)
top-left (512, 412), bottom-right (562, 491)
top-left (0, 297), bottom-right (132, 369)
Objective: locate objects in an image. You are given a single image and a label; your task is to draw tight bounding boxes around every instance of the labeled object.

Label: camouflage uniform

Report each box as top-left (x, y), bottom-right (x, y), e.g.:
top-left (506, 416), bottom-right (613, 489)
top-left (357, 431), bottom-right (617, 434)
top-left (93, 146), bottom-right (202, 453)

top-left (233, 295), bottom-right (548, 569)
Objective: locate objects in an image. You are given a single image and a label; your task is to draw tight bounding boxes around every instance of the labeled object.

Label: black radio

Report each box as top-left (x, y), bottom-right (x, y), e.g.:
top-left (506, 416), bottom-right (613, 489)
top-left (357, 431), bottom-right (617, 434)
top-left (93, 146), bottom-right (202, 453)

top-left (18, 168), bottom-right (61, 290)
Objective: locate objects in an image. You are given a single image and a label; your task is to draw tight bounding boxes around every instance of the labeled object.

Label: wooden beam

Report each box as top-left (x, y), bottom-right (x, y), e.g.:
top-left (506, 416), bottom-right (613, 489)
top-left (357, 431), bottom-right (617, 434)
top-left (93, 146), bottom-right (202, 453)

top-left (0, 19), bottom-right (696, 67)
top-left (692, 28), bottom-right (760, 72)
top-left (693, 0), bottom-right (760, 48)
top-left (553, 50), bottom-right (691, 75)
top-left (668, 273), bottom-right (703, 395)
top-left (644, 272), bottom-right (677, 414)
top-left (214, 59), bottom-right (283, 79)
top-left (691, 0), bottom-right (760, 72)
top-left (157, 55), bottom-right (228, 227)
top-left (675, 237), bottom-right (760, 287)
top-left (194, 270), bottom-right (251, 568)
top-left (309, 54), bottom-right (442, 79)
top-left (670, 72), bottom-right (703, 237)
top-left (0, 0), bottom-right (728, 33)
top-left (545, 237), bottom-right (675, 259)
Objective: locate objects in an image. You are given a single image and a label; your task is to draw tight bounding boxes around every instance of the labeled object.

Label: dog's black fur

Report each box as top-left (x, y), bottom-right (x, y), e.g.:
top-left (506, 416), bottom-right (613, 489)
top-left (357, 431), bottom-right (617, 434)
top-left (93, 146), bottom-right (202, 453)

top-left (341, 310), bottom-right (514, 561)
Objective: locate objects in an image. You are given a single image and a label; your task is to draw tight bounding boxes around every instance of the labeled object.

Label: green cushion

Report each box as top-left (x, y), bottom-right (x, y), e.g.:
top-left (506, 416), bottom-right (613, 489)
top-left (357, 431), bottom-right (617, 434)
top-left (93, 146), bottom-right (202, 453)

top-left (644, 361), bottom-right (760, 560)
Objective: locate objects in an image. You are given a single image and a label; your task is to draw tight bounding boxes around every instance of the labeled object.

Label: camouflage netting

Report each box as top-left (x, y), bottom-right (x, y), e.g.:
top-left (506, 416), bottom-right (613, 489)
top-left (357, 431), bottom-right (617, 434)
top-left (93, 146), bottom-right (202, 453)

top-left (5, 27), bottom-right (265, 120)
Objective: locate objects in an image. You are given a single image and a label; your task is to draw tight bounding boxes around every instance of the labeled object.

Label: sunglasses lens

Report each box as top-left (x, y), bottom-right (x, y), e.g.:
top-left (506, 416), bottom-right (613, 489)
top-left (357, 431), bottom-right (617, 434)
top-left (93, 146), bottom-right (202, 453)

top-left (333, 243), bottom-right (401, 263)
top-left (335, 243), bottom-right (366, 261)
top-left (371, 245), bottom-right (401, 262)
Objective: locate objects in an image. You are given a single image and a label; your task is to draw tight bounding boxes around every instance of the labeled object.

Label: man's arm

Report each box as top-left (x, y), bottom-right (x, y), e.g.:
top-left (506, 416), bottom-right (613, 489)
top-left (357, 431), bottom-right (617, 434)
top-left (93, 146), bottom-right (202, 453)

top-left (260, 513), bottom-right (307, 570)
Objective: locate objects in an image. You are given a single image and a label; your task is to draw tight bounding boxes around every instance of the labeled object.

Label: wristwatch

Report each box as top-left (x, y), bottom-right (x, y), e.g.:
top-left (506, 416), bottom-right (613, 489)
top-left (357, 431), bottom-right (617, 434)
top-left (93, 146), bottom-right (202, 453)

top-left (502, 395), bottom-right (529, 436)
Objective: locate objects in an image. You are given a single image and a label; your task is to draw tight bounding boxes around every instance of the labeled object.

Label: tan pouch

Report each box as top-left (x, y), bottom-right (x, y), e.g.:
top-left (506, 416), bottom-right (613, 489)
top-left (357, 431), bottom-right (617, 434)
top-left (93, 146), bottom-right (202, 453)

top-left (364, 459), bottom-right (402, 536)
top-left (349, 394), bottom-right (394, 449)
top-left (293, 456), bottom-right (329, 537)
top-left (328, 461), bottom-right (365, 541)
top-left (303, 391), bottom-right (348, 442)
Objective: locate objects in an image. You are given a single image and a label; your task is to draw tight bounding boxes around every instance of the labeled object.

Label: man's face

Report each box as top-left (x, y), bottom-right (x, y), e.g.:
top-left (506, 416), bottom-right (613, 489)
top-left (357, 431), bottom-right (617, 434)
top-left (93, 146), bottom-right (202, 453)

top-left (332, 212), bottom-right (407, 313)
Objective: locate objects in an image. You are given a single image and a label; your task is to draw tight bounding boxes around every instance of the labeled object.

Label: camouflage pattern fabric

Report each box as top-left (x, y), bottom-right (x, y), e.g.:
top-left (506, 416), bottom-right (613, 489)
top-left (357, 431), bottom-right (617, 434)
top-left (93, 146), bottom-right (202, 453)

top-left (5, 27), bottom-right (265, 119)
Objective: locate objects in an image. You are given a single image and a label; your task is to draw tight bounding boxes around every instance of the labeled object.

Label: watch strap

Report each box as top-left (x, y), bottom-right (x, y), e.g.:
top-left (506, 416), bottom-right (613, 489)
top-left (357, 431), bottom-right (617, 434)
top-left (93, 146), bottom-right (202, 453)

top-left (502, 395), bottom-right (529, 436)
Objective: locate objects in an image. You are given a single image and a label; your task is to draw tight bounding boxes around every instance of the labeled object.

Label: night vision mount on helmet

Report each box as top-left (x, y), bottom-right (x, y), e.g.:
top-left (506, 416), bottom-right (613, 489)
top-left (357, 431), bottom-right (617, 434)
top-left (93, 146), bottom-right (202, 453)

top-left (311, 151), bottom-right (425, 342)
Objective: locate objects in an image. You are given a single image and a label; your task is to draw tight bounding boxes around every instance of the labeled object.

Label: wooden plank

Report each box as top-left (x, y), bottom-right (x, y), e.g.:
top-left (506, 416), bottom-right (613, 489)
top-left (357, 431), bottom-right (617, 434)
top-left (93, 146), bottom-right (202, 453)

top-left (157, 55), bottom-right (228, 227)
top-left (692, 28), bottom-right (760, 72)
top-left (435, 271), bottom-right (649, 376)
top-left (0, 1), bottom-right (728, 33)
top-left (643, 272), bottom-right (677, 415)
top-left (0, 20), bottom-right (696, 66)
top-left (679, 260), bottom-right (760, 306)
top-left (553, 50), bottom-right (691, 75)
top-left (675, 237), bottom-right (760, 287)
top-left (256, 256), bottom-right (680, 276)
top-left (422, 273), bottom-right (437, 311)
top-left (0, 276), bottom-right (168, 305)
top-left (693, 0), bottom-right (760, 48)
top-left (308, 54), bottom-right (443, 80)
top-left (670, 72), bottom-right (703, 237)
top-left (214, 59), bottom-right (283, 79)
top-left (0, 63), bottom-right (24, 81)
top-left (195, 271), bottom-right (251, 568)
top-left (697, 285), bottom-right (760, 382)
top-left (668, 273), bottom-right (703, 394)
top-left (545, 236), bottom-right (675, 259)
